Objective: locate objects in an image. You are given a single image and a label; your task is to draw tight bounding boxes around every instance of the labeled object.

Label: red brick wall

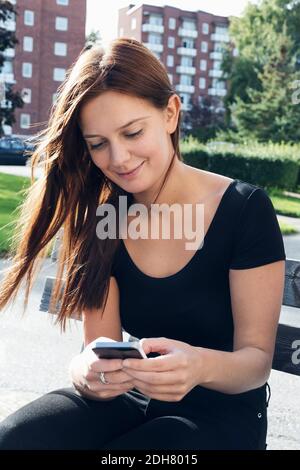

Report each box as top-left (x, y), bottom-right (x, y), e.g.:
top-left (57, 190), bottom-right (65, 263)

top-left (12, 0), bottom-right (86, 136)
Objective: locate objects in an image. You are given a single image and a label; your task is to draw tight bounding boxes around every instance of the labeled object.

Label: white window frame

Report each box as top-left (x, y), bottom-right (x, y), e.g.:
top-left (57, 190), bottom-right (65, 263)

top-left (23, 36), bottom-right (33, 52)
top-left (131, 18), bottom-right (136, 30)
top-left (55, 16), bottom-right (68, 31)
top-left (168, 37), bottom-right (175, 48)
top-left (56, 0), bottom-right (69, 5)
top-left (54, 42), bottom-right (67, 56)
top-left (22, 62), bottom-right (32, 78)
top-left (201, 41), bottom-right (208, 53)
top-left (199, 77), bottom-right (206, 89)
top-left (53, 67), bottom-right (66, 82)
top-left (168, 17), bottom-right (176, 30)
top-left (22, 88), bottom-right (32, 104)
top-left (24, 10), bottom-right (34, 26)
top-left (202, 23), bottom-right (209, 34)
top-left (20, 113), bottom-right (31, 129)
top-left (167, 55), bottom-right (174, 67)
top-left (200, 59), bottom-right (207, 71)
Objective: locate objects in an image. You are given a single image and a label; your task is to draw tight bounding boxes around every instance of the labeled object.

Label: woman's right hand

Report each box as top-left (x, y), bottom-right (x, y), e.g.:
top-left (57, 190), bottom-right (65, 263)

top-left (68, 346), bottom-right (135, 401)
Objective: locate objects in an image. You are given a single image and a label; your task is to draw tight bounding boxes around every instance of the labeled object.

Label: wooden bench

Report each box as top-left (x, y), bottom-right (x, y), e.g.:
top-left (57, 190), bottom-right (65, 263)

top-left (39, 248), bottom-right (300, 376)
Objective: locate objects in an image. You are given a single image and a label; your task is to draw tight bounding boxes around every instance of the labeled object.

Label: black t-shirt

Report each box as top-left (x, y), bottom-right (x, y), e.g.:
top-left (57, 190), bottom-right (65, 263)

top-left (111, 179), bottom-right (286, 416)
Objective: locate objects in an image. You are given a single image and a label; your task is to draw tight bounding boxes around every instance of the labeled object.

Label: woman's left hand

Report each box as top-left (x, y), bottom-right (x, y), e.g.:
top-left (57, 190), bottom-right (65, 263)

top-left (121, 337), bottom-right (203, 402)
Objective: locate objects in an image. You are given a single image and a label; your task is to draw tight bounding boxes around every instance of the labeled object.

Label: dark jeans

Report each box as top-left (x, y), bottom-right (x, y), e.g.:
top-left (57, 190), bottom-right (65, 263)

top-left (0, 387), bottom-right (267, 450)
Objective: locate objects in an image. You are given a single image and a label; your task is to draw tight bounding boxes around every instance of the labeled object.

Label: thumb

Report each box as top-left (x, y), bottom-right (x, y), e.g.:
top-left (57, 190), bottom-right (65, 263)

top-left (139, 337), bottom-right (173, 355)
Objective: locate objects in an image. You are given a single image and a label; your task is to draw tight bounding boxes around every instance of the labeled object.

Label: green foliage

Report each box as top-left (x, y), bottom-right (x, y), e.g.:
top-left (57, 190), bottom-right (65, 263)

top-left (221, 0), bottom-right (300, 142)
top-left (0, 1), bottom-right (24, 136)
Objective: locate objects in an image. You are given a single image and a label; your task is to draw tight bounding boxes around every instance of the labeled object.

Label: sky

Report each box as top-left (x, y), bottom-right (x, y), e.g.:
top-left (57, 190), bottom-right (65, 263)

top-left (86, 0), bottom-right (259, 46)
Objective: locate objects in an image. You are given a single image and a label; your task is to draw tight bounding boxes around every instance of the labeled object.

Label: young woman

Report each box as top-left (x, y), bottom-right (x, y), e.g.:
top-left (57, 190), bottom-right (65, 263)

top-left (0, 38), bottom-right (286, 450)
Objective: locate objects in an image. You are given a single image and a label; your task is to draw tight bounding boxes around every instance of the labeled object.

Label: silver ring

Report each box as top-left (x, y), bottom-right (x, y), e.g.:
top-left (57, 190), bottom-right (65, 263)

top-left (99, 371), bottom-right (109, 385)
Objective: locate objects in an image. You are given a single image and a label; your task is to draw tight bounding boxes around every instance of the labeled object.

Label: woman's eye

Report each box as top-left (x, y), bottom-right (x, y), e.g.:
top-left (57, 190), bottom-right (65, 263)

top-left (90, 130), bottom-right (143, 150)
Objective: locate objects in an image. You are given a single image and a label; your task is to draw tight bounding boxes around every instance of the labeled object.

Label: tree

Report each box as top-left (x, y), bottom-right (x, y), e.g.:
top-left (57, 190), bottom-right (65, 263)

top-left (0, 0), bottom-right (23, 136)
top-left (85, 29), bottom-right (102, 48)
top-left (221, 0), bottom-right (300, 142)
top-left (230, 27), bottom-right (300, 142)
top-left (181, 96), bottom-right (226, 142)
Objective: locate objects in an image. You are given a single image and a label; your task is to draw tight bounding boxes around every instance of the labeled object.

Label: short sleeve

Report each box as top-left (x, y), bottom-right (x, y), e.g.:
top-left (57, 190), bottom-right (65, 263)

top-left (229, 188), bottom-right (286, 269)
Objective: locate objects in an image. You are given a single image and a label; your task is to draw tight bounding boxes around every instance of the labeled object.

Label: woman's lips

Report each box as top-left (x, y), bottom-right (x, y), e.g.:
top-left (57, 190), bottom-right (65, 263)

top-left (116, 161), bottom-right (145, 179)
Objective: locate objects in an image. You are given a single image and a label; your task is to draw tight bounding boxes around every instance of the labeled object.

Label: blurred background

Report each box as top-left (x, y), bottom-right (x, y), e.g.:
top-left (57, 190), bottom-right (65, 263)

top-left (0, 0), bottom-right (299, 450)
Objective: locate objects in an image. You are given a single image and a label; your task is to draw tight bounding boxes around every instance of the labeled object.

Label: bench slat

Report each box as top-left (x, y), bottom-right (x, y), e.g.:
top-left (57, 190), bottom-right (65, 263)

top-left (283, 259), bottom-right (300, 309)
top-left (272, 324), bottom-right (300, 376)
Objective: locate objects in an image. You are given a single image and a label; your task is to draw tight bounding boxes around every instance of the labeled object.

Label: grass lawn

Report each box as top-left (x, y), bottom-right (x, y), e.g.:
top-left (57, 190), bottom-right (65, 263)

top-left (269, 189), bottom-right (300, 218)
top-left (0, 173), bottom-right (299, 256)
top-left (0, 173), bottom-right (31, 256)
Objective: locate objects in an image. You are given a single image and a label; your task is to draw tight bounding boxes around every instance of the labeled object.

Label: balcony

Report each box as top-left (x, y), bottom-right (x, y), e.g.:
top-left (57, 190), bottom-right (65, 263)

top-left (211, 33), bottom-right (230, 43)
top-left (209, 69), bottom-right (223, 78)
top-left (175, 84), bottom-right (195, 93)
top-left (0, 19), bottom-right (16, 31)
top-left (3, 48), bottom-right (15, 58)
top-left (181, 102), bottom-right (192, 111)
top-left (176, 66), bottom-right (196, 75)
top-left (142, 23), bottom-right (164, 34)
top-left (177, 47), bottom-right (197, 57)
top-left (143, 43), bottom-right (163, 53)
top-left (210, 51), bottom-right (223, 60)
top-left (208, 88), bottom-right (227, 97)
top-left (0, 73), bottom-right (15, 84)
top-left (178, 28), bottom-right (198, 39)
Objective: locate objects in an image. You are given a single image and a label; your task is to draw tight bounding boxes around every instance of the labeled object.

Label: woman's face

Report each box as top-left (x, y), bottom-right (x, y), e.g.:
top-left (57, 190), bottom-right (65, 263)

top-left (79, 90), bottom-right (180, 196)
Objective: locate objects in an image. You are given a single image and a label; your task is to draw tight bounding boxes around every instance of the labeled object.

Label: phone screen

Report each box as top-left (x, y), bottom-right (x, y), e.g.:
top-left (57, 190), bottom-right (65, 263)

top-left (92, 347), bottom-right (145, 359)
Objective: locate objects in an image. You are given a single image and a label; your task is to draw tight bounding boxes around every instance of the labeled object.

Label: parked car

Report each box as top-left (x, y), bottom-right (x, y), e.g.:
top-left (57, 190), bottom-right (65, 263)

top-left (0, 137), bottom-right (35, 165)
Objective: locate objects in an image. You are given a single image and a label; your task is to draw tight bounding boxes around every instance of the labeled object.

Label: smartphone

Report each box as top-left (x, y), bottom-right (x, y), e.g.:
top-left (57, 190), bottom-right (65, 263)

top-left (91, 340), bottom-right (147, 360)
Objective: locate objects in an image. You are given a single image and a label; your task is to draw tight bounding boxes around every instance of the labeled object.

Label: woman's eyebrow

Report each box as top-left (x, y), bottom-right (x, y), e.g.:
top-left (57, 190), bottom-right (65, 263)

top-left (83, 116), bottom-right (151, 138)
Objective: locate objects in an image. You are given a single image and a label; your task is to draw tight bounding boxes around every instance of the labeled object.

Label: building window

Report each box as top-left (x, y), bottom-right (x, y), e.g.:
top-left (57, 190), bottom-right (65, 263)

top-left (149, 33), bottom-right (161, 45)
top-left (214, 60), bottom-right (222, 70)
top-left (24, 10), bottom-right (34, 26)
top-left (180, 75), bottom-right (192, 86)
top-left (168, 37), bottom-right (175, 48)
top-left (53, 93), bottom-right (58, 104)
top-left (201, 41), bottom-right (208, 53)
top-left (22, 88), bottom-right (31, 104)
top-left (149, 14), bottom-right (163, 26)
top-left (56, 0), bottom-right (69, 5)
top-left (182, 39), bottom-right (194, 49)
top-left (131, 18), bottom-right (136, 30)
top-left (202, 23), bottom-right (209, 34)
top-left (53, 67), bottom-right (66, 82)
top-left (2, 60), bottom-right (13, 73)
top-left (169, 17), bottom-right (176, 30)
top-left (213, 79), bottom-right (226, 89)
top-left (199, 77), bottom-right (206, 89)
top-left (54, 42), bottom-right (67, 56)
top-left (22, 62), bottom-right (32, 78)
top-left (55, 16), bottom-right (68, 31)
top-left (182, 19), bottom-right (196, 31)
top-left (200, 59), bottom-right (207, 71)
top-left (181, 56), bottom-right (192, 67)
top-left (23, 36), bottom-right (33, 52)
top-left (20, 113), bottom-right (31, 129)
top-left (168, 73), bottom-right (173, 84)
top-left (167, 55), bottom-right (174, 67)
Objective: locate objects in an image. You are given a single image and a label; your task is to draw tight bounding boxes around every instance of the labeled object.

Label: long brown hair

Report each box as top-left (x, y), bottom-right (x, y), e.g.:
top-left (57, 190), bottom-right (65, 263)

top-left (0, 38), bottom-right (183, 330)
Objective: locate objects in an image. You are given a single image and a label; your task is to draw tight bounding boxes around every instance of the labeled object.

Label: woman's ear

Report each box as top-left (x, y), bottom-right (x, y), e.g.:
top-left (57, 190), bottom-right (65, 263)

top-left (165, 94), bottom-right (181, 134)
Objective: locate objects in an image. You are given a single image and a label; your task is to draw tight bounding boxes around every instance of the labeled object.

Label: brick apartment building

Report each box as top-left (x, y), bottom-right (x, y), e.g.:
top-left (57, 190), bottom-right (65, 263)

top-left (0, 0), bottom-right (86, 137)
top-left (118, 3), bottom-right (231, 112)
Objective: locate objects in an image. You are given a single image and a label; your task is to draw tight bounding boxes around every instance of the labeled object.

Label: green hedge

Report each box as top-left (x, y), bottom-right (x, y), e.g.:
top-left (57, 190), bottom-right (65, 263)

top-left (180, 138), bottom-right (300, 190)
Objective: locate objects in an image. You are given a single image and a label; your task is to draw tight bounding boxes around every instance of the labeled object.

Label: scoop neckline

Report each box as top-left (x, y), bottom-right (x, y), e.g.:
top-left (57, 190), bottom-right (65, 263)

top-left (120, 178), bottom-right (238, 281)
